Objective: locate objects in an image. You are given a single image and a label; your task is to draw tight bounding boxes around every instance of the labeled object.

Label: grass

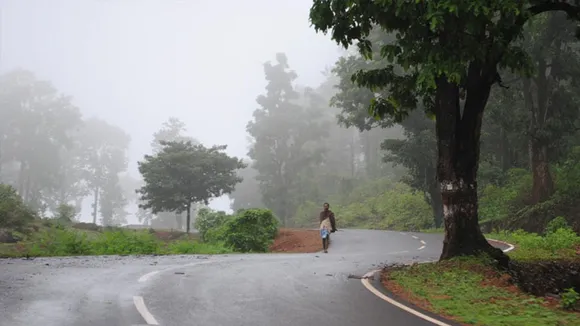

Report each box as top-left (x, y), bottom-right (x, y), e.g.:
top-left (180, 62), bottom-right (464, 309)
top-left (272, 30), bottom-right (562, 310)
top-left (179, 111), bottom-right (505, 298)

top-left (385, 257), bottom-right (580, 326)
top-left (486, 228), bottom-right (580, 261)
top-left (0, 220), bottom-right (232, 258)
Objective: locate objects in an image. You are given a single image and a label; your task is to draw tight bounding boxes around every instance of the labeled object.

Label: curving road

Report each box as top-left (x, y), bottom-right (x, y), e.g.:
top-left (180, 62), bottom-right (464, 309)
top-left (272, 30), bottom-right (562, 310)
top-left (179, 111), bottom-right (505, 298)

top-left (0, 230), bottom-right (508, 326)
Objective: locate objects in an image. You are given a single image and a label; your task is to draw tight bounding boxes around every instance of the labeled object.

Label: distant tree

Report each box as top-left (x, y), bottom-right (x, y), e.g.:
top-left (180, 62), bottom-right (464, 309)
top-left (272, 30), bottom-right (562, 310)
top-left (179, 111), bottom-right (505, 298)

top-left (229, 161), bottom-right (265, 211)
top-left (247, 53), bottom-right (327, 226)
top-left (151, 117), bottom-right (195, 154)
top-left (78, 118), bottom-right (130, 224)
top-left (99, 170), bottom-right (127, 226)
top-left (137, 141), bottom-right (245, 233)
top-left (0, 69), bottom-right (83, 211)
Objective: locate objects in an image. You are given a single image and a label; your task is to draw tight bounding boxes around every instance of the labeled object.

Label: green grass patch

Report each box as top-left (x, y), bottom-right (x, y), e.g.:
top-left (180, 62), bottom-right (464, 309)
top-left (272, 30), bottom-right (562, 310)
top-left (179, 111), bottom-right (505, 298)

top-left (386, 257), bottom-right (579, 326)
top-left (486, 228), bottom-right (580, 261)
top-left (0, 226), bottom-right (232, 258)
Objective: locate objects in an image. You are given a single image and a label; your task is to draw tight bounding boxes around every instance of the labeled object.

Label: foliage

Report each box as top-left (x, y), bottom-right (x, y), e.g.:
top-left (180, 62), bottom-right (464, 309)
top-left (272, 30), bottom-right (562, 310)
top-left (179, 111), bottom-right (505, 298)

top-left (54, 203), bottom-right (77, 222)
top-left (335, 182), bottom-right (432, 231)
top-left (0, 184), bottom-right (36, 229)
top-left (247, 53), bottom-right (329, 226)
top-left (561, 288), bottom-right (580, 311)
top-left (137, 140), bottom-right (245, 232)
top-left (220, 208), bottom-right (279, 252)
top-left (0, 225), bottom-right (232, 257)
top-left (488, 228), bottom-right (580, 261)
top-left (194, 208), bottom-right (232, 242)
top-left (229, 161), bottom-right (265, 211)
top-left (387, 257), bottom-right (578, 326)
top-left (479, 169), bottom-right (532, 222)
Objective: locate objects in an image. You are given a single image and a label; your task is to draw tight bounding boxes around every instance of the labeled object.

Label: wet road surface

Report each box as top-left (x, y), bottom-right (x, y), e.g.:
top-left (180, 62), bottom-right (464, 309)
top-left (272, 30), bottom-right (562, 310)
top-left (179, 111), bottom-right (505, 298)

top-left (0, 229), bottom-right (500, 326)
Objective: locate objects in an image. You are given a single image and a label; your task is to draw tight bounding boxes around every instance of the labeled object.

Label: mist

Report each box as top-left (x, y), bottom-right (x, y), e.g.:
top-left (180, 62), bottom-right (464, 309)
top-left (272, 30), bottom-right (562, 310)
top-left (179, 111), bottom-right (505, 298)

top-left (0, 0), bottom-right (344, 224)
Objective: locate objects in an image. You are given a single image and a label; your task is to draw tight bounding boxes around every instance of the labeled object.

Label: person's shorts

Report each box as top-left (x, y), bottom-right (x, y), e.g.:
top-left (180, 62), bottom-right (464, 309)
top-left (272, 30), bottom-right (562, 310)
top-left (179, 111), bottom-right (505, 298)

top-left (320, 228), bottom-right (329, 239)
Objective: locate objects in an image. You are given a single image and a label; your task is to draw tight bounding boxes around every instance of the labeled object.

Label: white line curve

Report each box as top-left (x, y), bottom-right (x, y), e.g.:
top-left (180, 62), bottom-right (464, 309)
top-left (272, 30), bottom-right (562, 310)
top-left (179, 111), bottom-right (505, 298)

top-left (133, 296), bottom-right (159, 325)
top-left (138, 270), bottom-right (160, 283)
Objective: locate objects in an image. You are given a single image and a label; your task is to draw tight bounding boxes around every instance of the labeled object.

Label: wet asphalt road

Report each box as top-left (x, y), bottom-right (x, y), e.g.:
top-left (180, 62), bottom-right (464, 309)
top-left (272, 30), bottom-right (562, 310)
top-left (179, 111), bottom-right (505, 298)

top-left (0, 230), bottom-right (490, 326)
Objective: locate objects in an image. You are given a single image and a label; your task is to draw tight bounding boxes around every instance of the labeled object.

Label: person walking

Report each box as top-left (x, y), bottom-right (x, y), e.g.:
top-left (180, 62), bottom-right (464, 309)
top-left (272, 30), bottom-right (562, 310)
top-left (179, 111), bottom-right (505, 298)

top-left (319, 202), bottom-right (337, 253)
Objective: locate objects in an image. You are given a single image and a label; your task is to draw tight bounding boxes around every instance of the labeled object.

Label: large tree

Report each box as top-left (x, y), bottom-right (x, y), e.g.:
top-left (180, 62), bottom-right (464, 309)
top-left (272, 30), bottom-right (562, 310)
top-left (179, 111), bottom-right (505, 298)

top-left (78, 118), bottom-right (130, 224)
top-left (309, 0), bottom-right (580, 262)
top-left (137, 141), bottom-right (245, 233)
top-left (0, 69), bottom-right (83, 212)
top-left (247, 53), bottom-right (328, 226)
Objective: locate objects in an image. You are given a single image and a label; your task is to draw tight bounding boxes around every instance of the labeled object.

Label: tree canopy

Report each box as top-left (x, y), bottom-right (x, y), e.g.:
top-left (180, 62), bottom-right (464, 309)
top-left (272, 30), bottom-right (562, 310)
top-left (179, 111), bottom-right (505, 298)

top-left (309, 0), bottom-right (580, 261)
top-left (137, 140), bottom-right (245, 233)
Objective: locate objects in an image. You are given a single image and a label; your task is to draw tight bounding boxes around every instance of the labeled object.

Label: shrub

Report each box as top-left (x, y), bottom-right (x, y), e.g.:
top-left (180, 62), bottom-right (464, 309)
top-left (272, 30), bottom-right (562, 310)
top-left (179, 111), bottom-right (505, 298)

top-left (0, 184), bottom-right (36, 230)
top-left (90, 230), bottom-right (159, 255)
top-left (54, 204), bottom-right (77, 222)
top-left (545, 216), bottom-right (570, 234)
top-left (222, 208), bottom-right (278, 252)
top-left (28, 228), bottom-right (92, 256)
top-left (334, 182), bottom-right (432, 231)
top-left (194, 208), bottom-right (232, 241)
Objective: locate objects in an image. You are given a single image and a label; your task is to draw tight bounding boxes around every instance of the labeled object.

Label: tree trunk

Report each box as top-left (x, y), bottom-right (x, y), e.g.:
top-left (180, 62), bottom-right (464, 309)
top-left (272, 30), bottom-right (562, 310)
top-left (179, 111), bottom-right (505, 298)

top-left (523, 72), bottom-right (555, 204)
top-left (92, 187), bottom-right (99, 224)
top-left (186, 203), bottom-right (191, 234)
top-left (428, 184), bottom-right (443, 228)
top-left (529, 138), bottom-right (554, 203)
top-left (434, 70), bottom-right (508, 265)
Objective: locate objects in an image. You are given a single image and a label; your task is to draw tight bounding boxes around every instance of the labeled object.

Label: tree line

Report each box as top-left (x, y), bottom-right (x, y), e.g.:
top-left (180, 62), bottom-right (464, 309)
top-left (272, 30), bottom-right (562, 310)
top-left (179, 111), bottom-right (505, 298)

top-left (0, 70), bottom-right (245, 232)
top-left (231, 2), bottom-right (580, 261)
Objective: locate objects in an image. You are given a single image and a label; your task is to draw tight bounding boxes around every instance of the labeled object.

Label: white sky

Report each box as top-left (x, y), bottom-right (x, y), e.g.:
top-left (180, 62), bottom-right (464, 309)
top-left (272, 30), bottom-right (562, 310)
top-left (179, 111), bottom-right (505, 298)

top-left (0, 0), bottom-right (342, 222)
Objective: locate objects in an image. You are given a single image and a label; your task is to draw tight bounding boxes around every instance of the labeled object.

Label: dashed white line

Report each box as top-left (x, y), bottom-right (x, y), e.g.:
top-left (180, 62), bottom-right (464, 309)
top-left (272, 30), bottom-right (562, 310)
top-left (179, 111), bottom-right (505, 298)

top-left (411, 235), bottom-right (419, 239)
top-left (133, 296), bottom-right (159, 325)
top-left (417, 245), bottom-right (425, 250)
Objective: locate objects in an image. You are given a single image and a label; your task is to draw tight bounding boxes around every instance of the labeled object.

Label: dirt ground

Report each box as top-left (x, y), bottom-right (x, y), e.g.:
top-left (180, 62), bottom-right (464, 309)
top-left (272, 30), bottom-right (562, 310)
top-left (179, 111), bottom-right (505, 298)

top-left (270, 228), bottom-right (322, 253)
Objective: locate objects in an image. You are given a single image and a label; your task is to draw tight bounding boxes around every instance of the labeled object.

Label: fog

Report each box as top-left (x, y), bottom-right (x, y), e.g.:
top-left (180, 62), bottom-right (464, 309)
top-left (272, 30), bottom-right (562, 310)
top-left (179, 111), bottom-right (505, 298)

top-left (0, 0), bottom-right (342, 223)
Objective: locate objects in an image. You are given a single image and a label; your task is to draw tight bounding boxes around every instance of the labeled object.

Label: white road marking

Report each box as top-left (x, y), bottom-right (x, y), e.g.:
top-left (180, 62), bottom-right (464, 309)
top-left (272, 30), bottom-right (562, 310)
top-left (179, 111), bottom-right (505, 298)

top-left (399, 232), bottom-right (407, 235)
top-left (417, 245), bottom-right (425, 250)
top-left (411, 235), bottom-right (419, 239)
top-left (133, 296), bottom-right (159, 325)
top-left (138, 271), bottom-right (160, 283)
top-left (361, 238), bottom-right (516, 324)
top-left (361, 270), bottom-right (451, 326)
top-left (420, 240), bottom-right (426, 245)
top-left (487, 238), bottom-right (515, 253)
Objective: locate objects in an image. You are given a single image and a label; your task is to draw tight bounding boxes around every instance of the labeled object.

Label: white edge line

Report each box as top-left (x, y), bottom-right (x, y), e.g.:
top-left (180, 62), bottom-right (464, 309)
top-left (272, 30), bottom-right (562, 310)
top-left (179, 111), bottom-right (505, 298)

top-left (138, 270), bottom-right (160, 283)
top-left (361, 270), bottom-right (451, 326)
top-left (360, 238), bottom-right (516, 325)
top-left (133, 296), bottom-right (159, 325)
top-left (487, 238), bottom-right (515, 253)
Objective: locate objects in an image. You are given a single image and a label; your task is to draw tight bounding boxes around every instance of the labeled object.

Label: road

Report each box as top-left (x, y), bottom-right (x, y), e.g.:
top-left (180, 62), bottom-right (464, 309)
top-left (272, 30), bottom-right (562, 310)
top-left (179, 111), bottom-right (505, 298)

top-left (0, 230), bottom-right (507, 326)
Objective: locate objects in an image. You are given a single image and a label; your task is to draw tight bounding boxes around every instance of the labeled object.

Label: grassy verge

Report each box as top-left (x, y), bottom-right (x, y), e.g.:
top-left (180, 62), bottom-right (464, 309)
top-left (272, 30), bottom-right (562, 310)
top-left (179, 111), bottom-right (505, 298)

top-left (381, 228), bottom-right (580, 326)
top-left (0, 222), bottom-right (231, 258)
top-left (383, 257), bottom-right (579, 326)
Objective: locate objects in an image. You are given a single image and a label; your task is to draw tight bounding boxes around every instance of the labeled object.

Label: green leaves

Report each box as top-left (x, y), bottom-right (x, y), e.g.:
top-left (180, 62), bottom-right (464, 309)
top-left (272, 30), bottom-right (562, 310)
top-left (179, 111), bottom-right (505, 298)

top-left (137, 141), bottom-right (246, 215)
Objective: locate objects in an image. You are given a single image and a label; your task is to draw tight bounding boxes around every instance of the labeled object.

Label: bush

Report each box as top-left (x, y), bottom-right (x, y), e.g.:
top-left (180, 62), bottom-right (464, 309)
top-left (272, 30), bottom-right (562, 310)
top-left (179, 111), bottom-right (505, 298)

top-left (90, 230), bottom-right (160, 255)
top-left (0, 184), bottom-right (36, 230)
top-left (28, 228), bottom-right (92, 256)
top-left (334, 182), bottom-right (432, 231)
top-left (545, 216), bottom-right (570, 234)
top-left (194, 208), bottom-right (232, 241)
top-left (222, 208), bottom-right (278, 252)
top-left (54, 203), bottom-right (77, 222)
top-left (479, 168), bottom-right (531, 222)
